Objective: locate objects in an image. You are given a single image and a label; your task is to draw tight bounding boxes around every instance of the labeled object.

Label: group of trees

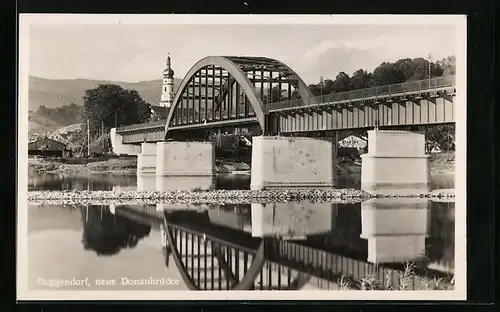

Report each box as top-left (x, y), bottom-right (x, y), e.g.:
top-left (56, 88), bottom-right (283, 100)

top-left (261, 55), bottom-right (455, 103)
top-left (308, 55), bottom-right (456, 96)
top-left (36, 102), bottom-right (84, 126)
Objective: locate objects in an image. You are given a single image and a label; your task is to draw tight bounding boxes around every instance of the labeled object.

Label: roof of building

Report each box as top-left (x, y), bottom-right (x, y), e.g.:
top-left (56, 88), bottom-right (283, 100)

top-left (163, 55), bottom-right (175, 78)
top-left (150, 106), bottom-right (171, 119)
top-left (163, 67), bottom-right (175, 78)
top-left (28, 137), bottom-right (67, 150)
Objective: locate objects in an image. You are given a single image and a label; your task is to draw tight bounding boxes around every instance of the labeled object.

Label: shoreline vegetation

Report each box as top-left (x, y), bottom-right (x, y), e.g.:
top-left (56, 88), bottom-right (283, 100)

top-left (337, 262), bottom-right (455, 291)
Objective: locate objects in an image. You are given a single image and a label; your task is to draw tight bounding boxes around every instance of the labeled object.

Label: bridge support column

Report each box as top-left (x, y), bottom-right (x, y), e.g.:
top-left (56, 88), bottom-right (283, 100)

top-left (136, 173), bottom-right (157, 191)
top-left (361, 130), bottom-right (430, 195)
top-left (250, 136), bottom-right (337, 190)
top-left (137, 142), bottom-right (157, 175)
top-left (156, 141), bottom-right (216, 191)
top-left (360, 198), bottom-right (429, 263)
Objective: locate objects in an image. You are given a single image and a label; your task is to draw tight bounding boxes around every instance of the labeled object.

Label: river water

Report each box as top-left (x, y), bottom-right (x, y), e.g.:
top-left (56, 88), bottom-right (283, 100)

top-left (26, 174), bottom-right (455, 291)
top-left (28, 173), bottom-right (251, 191)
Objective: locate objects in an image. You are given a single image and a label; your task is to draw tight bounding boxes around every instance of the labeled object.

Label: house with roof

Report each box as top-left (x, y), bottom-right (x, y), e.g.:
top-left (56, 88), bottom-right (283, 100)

top-left (150, 105), bottom-right (170, 122)
top-left (338, 135), bottom-right (368, 150)
top-left (28, 137), bottom-right (72, 158)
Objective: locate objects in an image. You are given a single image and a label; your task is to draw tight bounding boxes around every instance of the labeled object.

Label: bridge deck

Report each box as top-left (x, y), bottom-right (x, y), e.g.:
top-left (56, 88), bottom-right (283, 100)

top-left (115, 75), bottom-right (456, 141)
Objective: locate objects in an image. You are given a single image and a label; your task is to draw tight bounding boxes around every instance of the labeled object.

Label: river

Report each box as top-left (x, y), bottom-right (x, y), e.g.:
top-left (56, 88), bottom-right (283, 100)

top-left (27, 173), bottom-right (455, 291)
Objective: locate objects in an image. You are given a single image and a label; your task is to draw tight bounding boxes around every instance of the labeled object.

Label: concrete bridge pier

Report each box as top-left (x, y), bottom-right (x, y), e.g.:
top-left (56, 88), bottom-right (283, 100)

top-left (361, 130), bottom-right (431, 195)
top-left (250, 136), bottom-right (337, 190)
top-left (137, 142), bottom-right (157, 175)
top-left (136, 173), bottom-right (157, 191)
top-left (156, 141), bottom-right (216, 191)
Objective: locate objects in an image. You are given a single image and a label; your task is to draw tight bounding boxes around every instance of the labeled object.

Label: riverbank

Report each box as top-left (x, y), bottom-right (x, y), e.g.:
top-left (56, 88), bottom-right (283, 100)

top-left (28, 157), bottom-right (138, 176)
top-left (28, 188), bottom-right (455, 204)
top-left (28, 152), bottom-right (455, 177)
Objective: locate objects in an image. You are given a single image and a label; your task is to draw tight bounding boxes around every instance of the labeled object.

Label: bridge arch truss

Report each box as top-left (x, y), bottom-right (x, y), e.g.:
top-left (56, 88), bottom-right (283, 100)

top-left (164, 56), bottom-right (315, 139)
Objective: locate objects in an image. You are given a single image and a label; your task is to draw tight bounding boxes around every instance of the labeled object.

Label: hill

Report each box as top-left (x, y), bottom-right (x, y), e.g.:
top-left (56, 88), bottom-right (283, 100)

top-left (28, 75), bottom-right (183, 111)
top-left (28, 110), bottom-right (62, 134)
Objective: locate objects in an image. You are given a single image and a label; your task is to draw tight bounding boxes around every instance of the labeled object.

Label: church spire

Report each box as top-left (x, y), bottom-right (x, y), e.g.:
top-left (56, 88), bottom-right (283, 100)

top-left (160, 53), bottom-right (175, 108)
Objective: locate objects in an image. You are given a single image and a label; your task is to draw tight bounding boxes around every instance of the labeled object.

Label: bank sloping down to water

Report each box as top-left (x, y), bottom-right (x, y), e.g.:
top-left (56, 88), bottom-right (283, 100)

top-left (28, 189), bottom-right (455, 202)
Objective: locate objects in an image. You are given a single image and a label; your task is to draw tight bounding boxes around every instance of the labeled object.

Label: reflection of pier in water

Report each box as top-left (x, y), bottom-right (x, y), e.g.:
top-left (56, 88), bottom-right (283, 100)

top-left (136, 173), bottom-right (250, 192)
top-left (361, 198), bottom-right (429, 264)
top-left (109, 199), bottom-right (454, 290)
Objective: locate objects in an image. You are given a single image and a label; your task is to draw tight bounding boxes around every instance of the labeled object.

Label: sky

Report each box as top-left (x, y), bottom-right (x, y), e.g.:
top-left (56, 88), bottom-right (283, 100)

top-left (26, 17), bottom-right (458, 85)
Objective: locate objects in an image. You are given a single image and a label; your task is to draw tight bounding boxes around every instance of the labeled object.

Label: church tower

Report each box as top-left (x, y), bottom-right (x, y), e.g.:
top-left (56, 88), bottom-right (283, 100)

top-left (160, 54), bottom-right (175, 108)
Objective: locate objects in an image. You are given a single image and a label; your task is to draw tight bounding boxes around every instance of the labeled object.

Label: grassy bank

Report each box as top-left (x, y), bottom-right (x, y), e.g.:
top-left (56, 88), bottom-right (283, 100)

top-left (336, 258), bottom-right (455, 291)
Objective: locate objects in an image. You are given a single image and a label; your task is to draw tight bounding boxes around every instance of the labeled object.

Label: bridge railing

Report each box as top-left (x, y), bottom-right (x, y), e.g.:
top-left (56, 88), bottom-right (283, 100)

top-left (267, 75), bottom-right (456, 112)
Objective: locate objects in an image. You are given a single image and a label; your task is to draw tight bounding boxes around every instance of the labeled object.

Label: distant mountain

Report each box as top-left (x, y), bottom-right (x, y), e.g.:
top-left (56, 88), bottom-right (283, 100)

top-left (28, 75), bottom-right (183, 111)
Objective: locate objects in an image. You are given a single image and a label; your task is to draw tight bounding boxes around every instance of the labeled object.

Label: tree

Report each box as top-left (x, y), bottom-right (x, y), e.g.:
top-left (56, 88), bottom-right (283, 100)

top-left (308, 83), bottom-right (322, 96)
top-left (351, 69), bottom-right (372, 90)
top-left (322, 79), bottom-right (335, 94)
top-left (372, 62), bottom-right (405, 85)
top-left (437, 55), bottom-right (456, 77)
top-left (394, 58), bottom-right (415, 81)
top-left (82, 84), bottom-right (151, 137)
top-left (403, 57), bottom-right (444, 81)
top-left (425, 125), bottom-right (455, 152)
top-left (331, 72), bottom-right (352, 93)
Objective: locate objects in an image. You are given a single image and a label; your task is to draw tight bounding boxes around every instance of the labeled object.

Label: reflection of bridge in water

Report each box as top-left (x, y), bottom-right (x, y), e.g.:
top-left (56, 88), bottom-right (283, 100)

top-left (110, 199), bottom-right (454, 290)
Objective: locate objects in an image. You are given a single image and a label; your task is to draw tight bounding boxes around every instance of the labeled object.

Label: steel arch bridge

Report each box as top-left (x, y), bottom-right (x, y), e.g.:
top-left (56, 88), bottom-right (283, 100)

top-left (115, 56), bottom-right (456, 143)
top-left (163, 56), bottom-right (315, 138)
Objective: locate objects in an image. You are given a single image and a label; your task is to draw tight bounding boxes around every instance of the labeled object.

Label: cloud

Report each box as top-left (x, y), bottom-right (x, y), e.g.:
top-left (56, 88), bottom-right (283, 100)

top-left (27, 23), bottom-right (457, 84)
top-left (296, 26), bottom-right (456, 84)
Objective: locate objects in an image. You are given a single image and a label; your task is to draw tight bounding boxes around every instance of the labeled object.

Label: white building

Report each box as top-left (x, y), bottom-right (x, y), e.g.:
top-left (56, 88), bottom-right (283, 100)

top-left (338, 135), bottom-right (367, 150)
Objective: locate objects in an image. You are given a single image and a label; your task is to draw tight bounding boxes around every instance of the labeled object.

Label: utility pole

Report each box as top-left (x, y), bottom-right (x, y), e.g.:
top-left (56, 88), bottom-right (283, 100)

top-left (319, 76), bottom-right (324, 97)
top-left (87, 119), bottom-right (90, 157)
top-left (428, 54), bottom-right (432, 88)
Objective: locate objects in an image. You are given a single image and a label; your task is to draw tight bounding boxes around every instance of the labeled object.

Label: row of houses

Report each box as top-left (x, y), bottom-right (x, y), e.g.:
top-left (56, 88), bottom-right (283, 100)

top-left (27, 131), bottom-right (447, 159)
top-left (28, 137), bottom-right (72, 158)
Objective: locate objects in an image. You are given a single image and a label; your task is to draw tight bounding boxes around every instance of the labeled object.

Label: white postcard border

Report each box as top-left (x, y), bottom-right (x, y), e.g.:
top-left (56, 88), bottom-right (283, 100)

top-left (17, 14), bottom-right (467, 301)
